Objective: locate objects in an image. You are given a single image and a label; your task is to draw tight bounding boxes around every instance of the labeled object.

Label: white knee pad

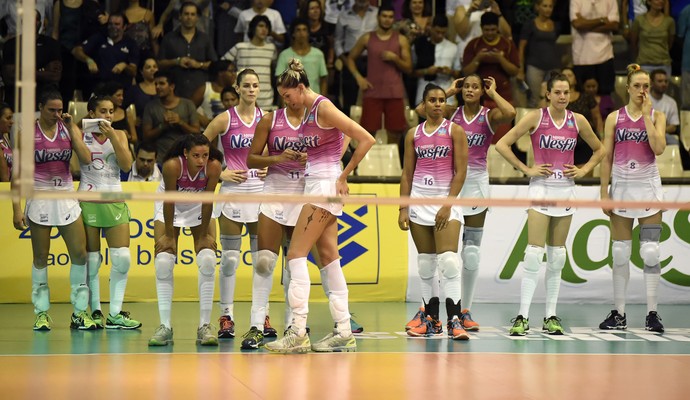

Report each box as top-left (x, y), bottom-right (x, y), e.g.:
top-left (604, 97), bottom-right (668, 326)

top-left (640, 242), bottom-right (661, 268)
top-left (611, 240), bottom-right (632, 267)
top-left (70, 284), bottom-right (89, 311)
top-left (461, 245), bottom-right (481, 271)
top-left (197, 248), bottom-right (216, 277)
top-left (110, 247), bottom-right (131, 275)
top-left (87, 252), bottom-right (102, 274)
top-left (417, 253), bottom-right (437, 280)
top-left (438, 251), bottom-right (460, 280)
top-left (155, 252), bottom-right (176, 280)
top-left (546, 246), bottom-right (567, 272)
top-left (255, 250), bottom-right (278, 278)
top-left (32, 283), bottom-right (50, 312)
top-left (220, 250), bottom-right (240, 277)
top-left (463, 227), bottom-right (483, 247)
top-left (288, 279), bottom-right (310, 314)
top-left (523, 245), bottom-right (545, 274)
top-left (328, 289), bottom-right (351, 323)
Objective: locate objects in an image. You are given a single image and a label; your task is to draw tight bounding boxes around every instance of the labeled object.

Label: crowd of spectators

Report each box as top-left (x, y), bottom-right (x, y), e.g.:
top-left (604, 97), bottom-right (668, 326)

top-left (2, 0), bottom-right (690, 177)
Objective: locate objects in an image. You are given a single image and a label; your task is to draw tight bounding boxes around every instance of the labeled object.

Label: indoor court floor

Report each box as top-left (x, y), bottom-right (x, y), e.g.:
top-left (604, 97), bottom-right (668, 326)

top-left (1, 301), bottom-right (689, 399)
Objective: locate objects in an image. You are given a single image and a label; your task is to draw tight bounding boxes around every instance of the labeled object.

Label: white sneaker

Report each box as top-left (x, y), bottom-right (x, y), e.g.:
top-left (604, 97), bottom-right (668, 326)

top-left (264, 326), bottom-right (311, 354)
top-left (311, 329), bottom-right (357, 352)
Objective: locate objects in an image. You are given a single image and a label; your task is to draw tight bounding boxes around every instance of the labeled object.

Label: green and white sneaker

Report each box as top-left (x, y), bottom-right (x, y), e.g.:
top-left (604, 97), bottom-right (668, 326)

top-left (71, 311), bottom-right (97, 330)
top-left (264, 326), bottom-right (311, 354)
top-left (240, 326), bottom-right (264, 349)
top-left (509, 315), bottom-right (529, 336)
top-left (33, 311), bottom-right (52, 331)
top-left (91, 310), bottom-right (105, 329)
top-left (196, 323), bottom-right (218, 346)
top-left (311, 329), bottom-right (357, 353)
top-left (148, 324), bottom-right (174, 346)
top-left (106, 311), bottom-right (142, 330)
top-left (543, 316), bottom-right (565, 335)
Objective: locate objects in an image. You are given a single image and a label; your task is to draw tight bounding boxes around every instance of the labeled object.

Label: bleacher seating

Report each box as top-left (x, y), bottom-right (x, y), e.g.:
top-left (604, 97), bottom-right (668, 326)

top-left (680, 110), bottom-right (690, 153)
top-left (67, 101), bottom-right (89, 125)
top-left (657, 144), bottom-right (683, 178)
top-left (356, 144), bottom-right (402, 177)
top-left (487, 144), bottom-right (523, 179)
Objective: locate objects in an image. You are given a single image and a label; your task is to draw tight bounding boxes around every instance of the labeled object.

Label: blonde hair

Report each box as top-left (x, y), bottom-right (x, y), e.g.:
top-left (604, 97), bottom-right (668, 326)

top-left (626, 63), bottom-right (648, 85)
top-left (276, 58), bottom-right (310, 89)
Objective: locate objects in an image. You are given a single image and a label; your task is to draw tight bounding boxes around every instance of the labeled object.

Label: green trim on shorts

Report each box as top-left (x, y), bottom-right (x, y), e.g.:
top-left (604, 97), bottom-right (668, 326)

top-left (81, 202), bottom-right (130, 227)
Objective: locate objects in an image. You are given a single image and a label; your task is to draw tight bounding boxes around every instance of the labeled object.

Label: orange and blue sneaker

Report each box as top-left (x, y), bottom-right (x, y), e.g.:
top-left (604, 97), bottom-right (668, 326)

top-left (218, 315), bottom-right (235, 339)
top-left (405, 306), bottom-right (425, 331)
top-left (448, 316), bottom-right (470, 340)
top-left (263, 315), bottom-right (277, 338)
top-left (460, 309), bottom-right (480, 331)
top-left (407, 315), bottom-right (443, 337)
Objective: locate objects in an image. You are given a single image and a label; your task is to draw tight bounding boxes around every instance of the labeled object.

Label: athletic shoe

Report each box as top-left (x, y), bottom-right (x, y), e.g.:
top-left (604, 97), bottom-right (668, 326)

top-left (350, 315), bottom-right (364, 333)
top-left (509, 315), bottom-right (529, 336)
top-left (218, 315), bottom-right (235, 339)
top-left (33, 311), bottom-right (52, 331)
top-left (447, 316), bottom-right (470, 340)
top-left (106, 311), bottom-right (142, 330)
top-left (91, 310), bottom-right (105, 329)
top-left (405, 306), bottom-right (425, 331)
top-left (645, 311), bottom-right (664, 333)
top-left (542, 316), bottom-right (565, 335)
top-left (70, 311), bottom-right (98, 330)
top-left (241, 326), bottom-right (265, 349)
top-left (311, 330), bottom-right (357, 352)
top-left (148, 324), bottom-right (173, 346)
top-left (197, 323), bottom-right (218, 346)
top-left (263, 315), bottom-right (277, 338)
top-left (599, 310), bottom-right (627, 330)
top-left (264, 326), bottom-right (311, 354)
top-left (460, 309), bottom-right (480, 331)
top-left (407, 316), bottom-right (443, 337)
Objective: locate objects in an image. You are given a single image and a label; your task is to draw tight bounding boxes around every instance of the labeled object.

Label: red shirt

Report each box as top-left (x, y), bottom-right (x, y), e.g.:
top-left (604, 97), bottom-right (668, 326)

top-left (462, 35), bottom-right (519, 102)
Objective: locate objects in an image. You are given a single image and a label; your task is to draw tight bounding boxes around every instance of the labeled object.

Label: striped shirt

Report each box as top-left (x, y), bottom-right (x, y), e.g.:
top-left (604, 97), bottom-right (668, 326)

top-left (222, 42), bottom-right (277, 109)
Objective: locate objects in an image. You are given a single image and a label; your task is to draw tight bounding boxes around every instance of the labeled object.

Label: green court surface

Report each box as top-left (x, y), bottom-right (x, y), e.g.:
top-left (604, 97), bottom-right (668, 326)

top-left (1, 302), bottom-right (688, 356)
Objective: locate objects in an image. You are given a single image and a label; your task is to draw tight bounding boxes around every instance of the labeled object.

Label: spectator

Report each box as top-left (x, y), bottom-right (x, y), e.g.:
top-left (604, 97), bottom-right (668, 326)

top-left (301, 0), bottom-right (335, 72)
top-left (462, 12), bottom-right (519, 110)
top-left (0, 103), bottom-right (12, 182)
top-left (518, 0), bottom-right (560, 107)
top-left (142, 70), bottom-right (200, 164)
top-left (276, 18), bottom-right (328, 96)
top-left (648, 69), bottom-right (680, 141)
top-left (630, 0), bottom-right (674, 78)
top-left (335, 0), bottom-right (378, 116)
top-left (398, 0), bottom-right (433, 110)
top-left (215, 0), bottom-right (250, 57)
top-left (72, 13), bottom-right (140, 98)
top-left (124, 57), bottom-right (158, 138)
top-left (191, 60), bottom-right (237, 128)
top-left (453, 0), bottom-right (511, 62)
top-left (346, 4), bottom-right (412, 144)
top-left (52, 0), bottom-right (109, 104)
top-left (121, 0), bottom-right (158, 60)
top-left (621, 0), bottom-right (668, 38)
top-left (0, 0), bottom-right (52, 38)
top-left (2, 10), bottom-right (62, 109)
top-left (222, 15), bottom-right (277, 109)
top-left (678, 4), bottom-right (690, 110)
top-left (412, 14), bottom-right (460, 106)
top-left (124, 141), bottom-right (161, 182)
top-left (158, 1), bottom-right (217, 99)
top-left (235, 0), bottom-right (286, 45)
top-left (570, 0), bottom-right (619, 96)
top-left (221, 86), bottom-right (240, 109)
top-left (583, 76), bottom-right (616, 121)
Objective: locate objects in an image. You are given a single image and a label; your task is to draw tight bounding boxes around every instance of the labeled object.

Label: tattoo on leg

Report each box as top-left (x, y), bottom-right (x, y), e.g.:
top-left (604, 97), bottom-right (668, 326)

top-left (304, 206), bottom-right (318, 232)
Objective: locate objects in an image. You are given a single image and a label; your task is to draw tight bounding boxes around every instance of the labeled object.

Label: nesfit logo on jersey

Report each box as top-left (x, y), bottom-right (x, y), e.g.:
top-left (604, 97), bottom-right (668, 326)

top-left (300, 135), bottom-right (320, 147)
top-left (229, 134), bottom-right (253, 149)
top-left (273, 136), bottom-right (307, 152)
top-left (415, 145), bottom-right (450, 159)
top-left (538, 135), bottom-right (576, 153)
top-left (615, 128), bottom-right (649, 143)
top-left (466, 133), bottom-right (487, 148)
top-left (34, 148), bottom-right (71, 163)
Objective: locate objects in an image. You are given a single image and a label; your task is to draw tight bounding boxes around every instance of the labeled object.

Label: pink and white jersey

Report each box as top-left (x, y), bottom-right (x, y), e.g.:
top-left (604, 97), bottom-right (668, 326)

top-left (450, 106), bottom-right (494, 170)
top-left (218, 106), bottom-right (264, 192)
top-left (0, 135), bottom-right (12, 179)
top-left (412, 119), bottom-right (455, 193)
top-left (301, 96), bottom-right (343, 179)
top-left (156, 157), bottom-right (209, 210)
top-left (78, 132), bottom-right (122, 192)
top-left (531, 108), bottom-right (578, 185)
top-left (612, 107), bottom-right (659, 181)
top-left (266, 108), bottom-right (306, 192)
top-left (34, 120), bottom-right (73, 191)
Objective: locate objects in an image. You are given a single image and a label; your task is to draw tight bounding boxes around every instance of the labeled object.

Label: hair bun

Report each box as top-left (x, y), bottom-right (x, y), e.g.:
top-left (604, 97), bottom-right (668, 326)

top-left (288, 58), bottom-right (304, 73)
